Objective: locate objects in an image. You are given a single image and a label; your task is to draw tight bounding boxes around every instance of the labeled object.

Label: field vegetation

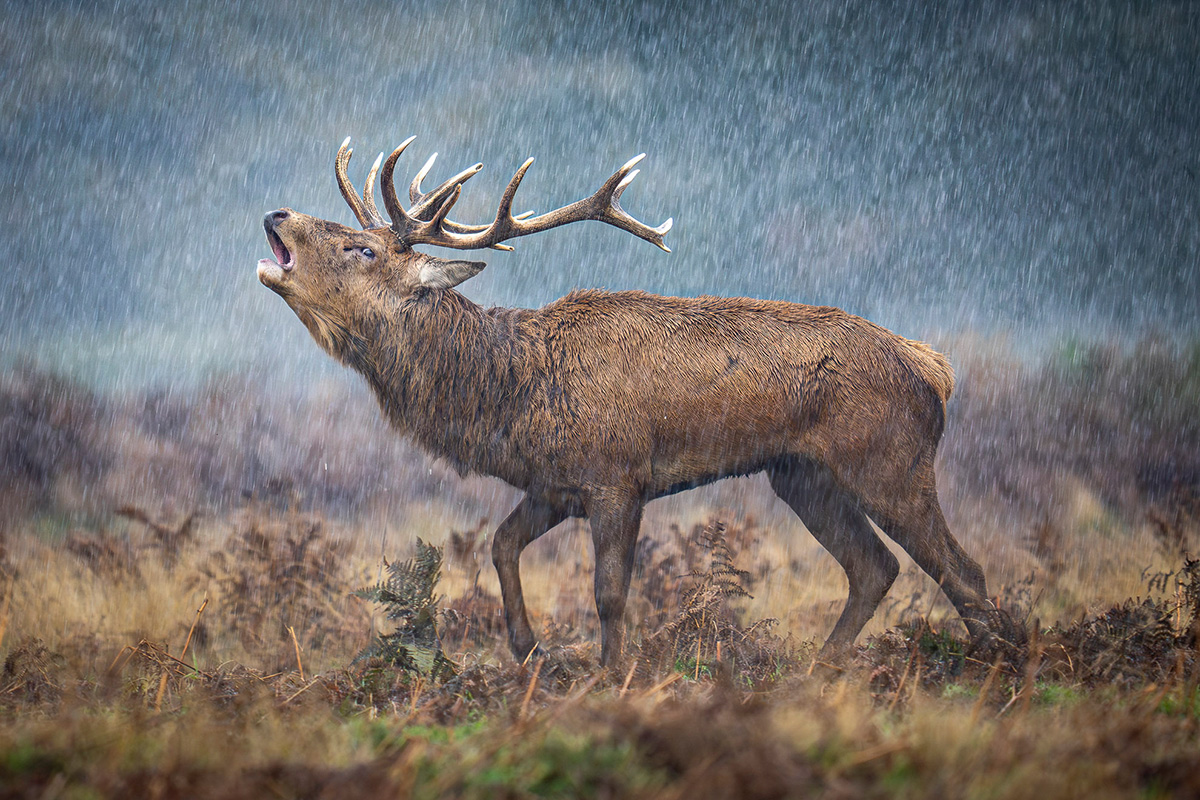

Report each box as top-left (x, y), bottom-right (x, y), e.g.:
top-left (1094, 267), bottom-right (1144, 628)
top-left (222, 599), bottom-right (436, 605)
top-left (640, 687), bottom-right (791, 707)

top-left (1, 338), bottom-right (1199, 798)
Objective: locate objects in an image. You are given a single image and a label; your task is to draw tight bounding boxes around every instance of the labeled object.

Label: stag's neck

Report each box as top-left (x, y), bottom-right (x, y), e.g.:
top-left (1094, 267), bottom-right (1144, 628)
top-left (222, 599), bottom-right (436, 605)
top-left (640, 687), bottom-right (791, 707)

top-left (339, 289), bottom-right (538, 481)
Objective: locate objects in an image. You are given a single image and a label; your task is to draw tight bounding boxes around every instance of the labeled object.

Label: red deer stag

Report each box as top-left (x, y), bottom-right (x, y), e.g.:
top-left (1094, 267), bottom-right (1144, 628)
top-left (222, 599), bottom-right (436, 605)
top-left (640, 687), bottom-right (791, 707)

top-left (258, 137), bottom-right (1011, 666)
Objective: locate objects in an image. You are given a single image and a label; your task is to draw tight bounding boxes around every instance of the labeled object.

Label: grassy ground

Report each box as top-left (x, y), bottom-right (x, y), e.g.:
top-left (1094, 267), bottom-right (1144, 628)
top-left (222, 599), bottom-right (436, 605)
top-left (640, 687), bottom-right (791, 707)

top-left (2, 339), bottom-right (1199, 798)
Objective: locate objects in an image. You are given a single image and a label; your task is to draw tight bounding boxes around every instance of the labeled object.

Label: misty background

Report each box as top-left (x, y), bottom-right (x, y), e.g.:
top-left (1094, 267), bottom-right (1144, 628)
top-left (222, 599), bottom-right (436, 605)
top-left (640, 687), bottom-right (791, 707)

top-left (2, 0), bottom-right (1197, 390)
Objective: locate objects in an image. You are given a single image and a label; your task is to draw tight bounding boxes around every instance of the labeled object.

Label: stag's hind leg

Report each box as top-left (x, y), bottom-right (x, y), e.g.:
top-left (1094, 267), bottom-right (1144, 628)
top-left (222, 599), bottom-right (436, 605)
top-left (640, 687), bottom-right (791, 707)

top-left (868, 466), bottom-right (995, 643)
top-left (768, 459), bottom-right (899, 658)
top-left (492, 496), bottom-right (570, 661)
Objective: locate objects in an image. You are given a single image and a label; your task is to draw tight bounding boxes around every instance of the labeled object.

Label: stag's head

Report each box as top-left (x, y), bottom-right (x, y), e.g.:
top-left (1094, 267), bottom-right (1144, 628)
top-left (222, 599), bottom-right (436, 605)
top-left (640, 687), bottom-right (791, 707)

top-left (259, 137), bottom-right (671, 351)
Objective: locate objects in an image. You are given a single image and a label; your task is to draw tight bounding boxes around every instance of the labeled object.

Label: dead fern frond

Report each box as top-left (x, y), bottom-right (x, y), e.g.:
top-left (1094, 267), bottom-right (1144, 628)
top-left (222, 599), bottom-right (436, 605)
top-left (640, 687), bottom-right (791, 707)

top-left (1053, 598), bottom-right (1180, 686)
top-left (115, 505), bottom-right (198, 569)
top-left (200, 511), bottom-right (359, 653)
top-left (446, 518), bottom-right (489, 566)
top-left (637, 521), bottom-right (790, 685)
top-left (689, 521), bottom-right (752, 602)
top-left (1178, 555), bottom-right (1200, 646)
top-left (1148, 484), bottom-right (1200, 561)
top-left (2, 637), bottom-right (66, 706)
top-left (65, 531), bottom-right (142, 582)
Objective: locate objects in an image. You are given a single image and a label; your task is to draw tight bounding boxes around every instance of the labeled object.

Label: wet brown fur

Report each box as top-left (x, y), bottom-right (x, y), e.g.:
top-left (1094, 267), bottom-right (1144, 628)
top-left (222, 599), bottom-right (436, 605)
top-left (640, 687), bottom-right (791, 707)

top-left (260, 208), bottom-right (998, 666)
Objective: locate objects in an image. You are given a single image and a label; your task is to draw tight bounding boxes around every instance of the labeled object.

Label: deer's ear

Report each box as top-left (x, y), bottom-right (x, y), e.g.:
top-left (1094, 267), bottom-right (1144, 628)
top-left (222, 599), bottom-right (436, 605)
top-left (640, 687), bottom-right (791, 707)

top-left (417, 257), bottom-right (487, 290)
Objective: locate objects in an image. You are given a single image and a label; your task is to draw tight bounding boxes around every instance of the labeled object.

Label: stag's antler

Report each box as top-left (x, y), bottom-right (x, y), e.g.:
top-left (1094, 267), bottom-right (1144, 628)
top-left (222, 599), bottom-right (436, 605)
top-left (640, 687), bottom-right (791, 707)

top-left (335, 137), bottom-right (672, 253)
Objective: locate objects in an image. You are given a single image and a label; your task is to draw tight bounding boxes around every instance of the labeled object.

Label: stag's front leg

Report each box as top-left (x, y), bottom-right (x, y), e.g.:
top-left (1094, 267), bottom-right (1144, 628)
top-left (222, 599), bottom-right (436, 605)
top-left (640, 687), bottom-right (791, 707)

top-left (492, 496), bottom-right (569, 661)
top-left (585, 487), bottom-right (644, 667)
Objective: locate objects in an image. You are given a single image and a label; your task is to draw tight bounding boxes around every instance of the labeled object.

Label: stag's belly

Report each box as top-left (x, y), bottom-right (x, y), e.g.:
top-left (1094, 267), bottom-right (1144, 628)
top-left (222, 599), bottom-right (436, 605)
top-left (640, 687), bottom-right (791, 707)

top-left (643, 412), bottom-right (795, 495)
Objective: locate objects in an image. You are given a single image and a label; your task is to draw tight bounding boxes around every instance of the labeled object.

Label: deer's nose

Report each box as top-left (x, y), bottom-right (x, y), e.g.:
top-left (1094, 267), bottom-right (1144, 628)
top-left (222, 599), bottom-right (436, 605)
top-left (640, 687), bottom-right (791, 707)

top-left (265, 209), bottom-right (290, 228)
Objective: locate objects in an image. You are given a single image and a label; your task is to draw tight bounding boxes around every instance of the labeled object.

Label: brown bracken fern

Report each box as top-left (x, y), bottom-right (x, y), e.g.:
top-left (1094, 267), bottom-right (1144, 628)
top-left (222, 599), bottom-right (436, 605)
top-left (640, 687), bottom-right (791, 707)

top-left (637, 522), bottom-right (789, 684)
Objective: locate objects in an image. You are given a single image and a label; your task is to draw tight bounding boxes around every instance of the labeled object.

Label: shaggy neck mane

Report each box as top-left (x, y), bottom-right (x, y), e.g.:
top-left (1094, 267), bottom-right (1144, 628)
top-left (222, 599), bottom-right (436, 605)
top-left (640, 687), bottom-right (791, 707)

top-left (340, 288), bottom-right (538, 477)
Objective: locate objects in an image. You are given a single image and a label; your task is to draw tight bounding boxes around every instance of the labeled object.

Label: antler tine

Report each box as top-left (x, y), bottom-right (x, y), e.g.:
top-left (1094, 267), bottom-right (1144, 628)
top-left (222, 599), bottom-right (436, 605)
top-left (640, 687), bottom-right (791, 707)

top-left (335, 138), bottom-right (376, 229)
top-left (359, 153), bottom-right (389, 229)
top-left (410, 159), bottom-right (485, 220)
top-left (427, 184), bottom-right (463, 229)
top-left (409, 153), bottom-right (438, 205)
top-left (496, 158), bottom-right (534, 223)
top-left (379, 136), bottom-right (418, 231)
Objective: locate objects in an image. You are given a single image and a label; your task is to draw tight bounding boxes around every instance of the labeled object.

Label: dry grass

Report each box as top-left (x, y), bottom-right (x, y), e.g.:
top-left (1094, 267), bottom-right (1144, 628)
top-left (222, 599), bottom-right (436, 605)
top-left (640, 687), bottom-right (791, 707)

top-left (2, 339), bottom-right (1200, 797)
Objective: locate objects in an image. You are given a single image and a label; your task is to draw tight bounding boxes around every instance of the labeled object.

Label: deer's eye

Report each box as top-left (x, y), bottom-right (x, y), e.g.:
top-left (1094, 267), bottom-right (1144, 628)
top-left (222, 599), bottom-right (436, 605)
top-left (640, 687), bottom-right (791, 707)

top-left (361, 247), bottom-right (375, 259)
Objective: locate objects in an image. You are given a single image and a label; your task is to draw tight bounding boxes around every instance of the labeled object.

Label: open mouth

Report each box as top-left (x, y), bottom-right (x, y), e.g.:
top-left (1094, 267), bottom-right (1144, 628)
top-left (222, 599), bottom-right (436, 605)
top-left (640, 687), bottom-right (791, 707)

top-left (264, 221), bottom-right (294, 271)
top-left (258, 216), bottom-right (295, 290)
